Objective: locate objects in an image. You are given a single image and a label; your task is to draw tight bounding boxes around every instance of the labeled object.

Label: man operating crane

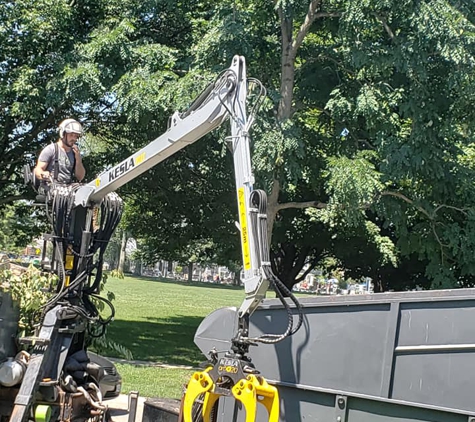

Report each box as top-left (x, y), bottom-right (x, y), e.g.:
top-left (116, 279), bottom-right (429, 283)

top-left (34, 118), bottom-right (86, 184)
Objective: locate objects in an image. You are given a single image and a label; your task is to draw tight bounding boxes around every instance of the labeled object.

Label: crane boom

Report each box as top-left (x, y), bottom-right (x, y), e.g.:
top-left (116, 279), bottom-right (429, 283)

top-left (75, 57), bottom-right (242, 207)
top-left (73, 55), bottom-right (269, 319)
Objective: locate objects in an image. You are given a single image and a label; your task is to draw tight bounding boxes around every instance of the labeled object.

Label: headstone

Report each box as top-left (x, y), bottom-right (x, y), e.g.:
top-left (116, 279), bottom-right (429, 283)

top-left (142, 398), bottom-right (180, 422)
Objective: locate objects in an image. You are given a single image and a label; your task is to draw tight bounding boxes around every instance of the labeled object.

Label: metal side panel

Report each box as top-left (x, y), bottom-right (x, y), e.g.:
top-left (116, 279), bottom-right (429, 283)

top-left (247, 302), bottom-right (391, 397)
top-left (195, 288), bottom-right (475, 421)
top-left (345, 395), bottom-right (467, 422)
top-left (391, 299), bottom-right (475, 411)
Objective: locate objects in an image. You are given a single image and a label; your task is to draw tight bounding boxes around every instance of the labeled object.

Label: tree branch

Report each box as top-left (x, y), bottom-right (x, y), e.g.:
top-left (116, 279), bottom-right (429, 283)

top-left (379, 190), bottom-right (470, 265)
top-left (315, 12), bottom-right (341, 19)
top-left (292, 0), bottom-right (322, 57)
top-left (318, 54), bottom-right (366, 85)
top-left (0, 195), bottom-right (29, 205)
top-left (433, 204), bottom-right (468, 217)
top-left (277, 4), bottom-right (291, 46)
top-left (380, 190), bottom-right (432, 219)
top-left (276, 200), bottom-right (327, 212)
top-left (374, 13), bottom-right (395, 41)
top-left (381, 191), bottom-right (469, 220)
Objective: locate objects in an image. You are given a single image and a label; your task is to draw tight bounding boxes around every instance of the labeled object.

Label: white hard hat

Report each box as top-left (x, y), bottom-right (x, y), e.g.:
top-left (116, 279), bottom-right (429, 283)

top-left (59, 118), bottom-right (83, 138)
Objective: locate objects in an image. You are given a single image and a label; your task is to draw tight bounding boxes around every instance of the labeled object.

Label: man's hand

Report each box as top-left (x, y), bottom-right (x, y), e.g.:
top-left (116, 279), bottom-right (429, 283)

top-left (41, 171), bottom-right (51, 179)
top-left (72, 144), bottom-right (86, 181)
top-left (72, 144), bottom-right (81, 157)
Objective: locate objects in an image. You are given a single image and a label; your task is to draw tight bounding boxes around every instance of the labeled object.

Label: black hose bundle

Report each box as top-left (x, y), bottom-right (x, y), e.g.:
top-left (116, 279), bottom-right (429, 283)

top-left (247, 189), bottom-right (303, 344)
top-left (42, 185), bottom-right (123, 335)
top-left (84, 192), bottom-right (123, 294)
top-left (82, 192), bottom-right (123, 336)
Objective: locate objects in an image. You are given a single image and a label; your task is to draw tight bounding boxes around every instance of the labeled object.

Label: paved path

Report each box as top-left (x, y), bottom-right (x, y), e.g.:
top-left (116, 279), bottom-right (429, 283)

top-left (103, 358), bottom-right (191, 421)
top-left (107, 394), bottom-right (146, 422)
top-left (107, 357), bottom-right (195, 370)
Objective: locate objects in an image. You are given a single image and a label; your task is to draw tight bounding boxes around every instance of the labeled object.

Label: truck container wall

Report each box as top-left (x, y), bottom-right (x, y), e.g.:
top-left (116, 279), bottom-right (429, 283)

top-left (195, 288), bottom-right (475, 422)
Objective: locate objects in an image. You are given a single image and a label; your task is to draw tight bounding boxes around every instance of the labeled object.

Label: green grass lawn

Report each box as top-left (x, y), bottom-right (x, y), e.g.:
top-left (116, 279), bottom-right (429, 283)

top-left (115, 364), bottom-right (193, 399)
top-left (101, 275), bottom-right (245, 398)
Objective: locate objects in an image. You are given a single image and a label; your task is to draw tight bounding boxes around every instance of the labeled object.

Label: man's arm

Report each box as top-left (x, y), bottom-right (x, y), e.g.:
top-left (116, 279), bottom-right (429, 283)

top-left (72, 145), bottom-right (86, 182)
top-left (34, 161), bottom-right (51, 180)
top-left (34, 144), bottom-right (53, 180)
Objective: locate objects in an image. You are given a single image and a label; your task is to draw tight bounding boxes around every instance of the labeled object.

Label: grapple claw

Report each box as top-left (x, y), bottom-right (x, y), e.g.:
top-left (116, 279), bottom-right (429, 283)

top-left (202, 390), bottom-right (221, 422)
top-left (232, 375), bottom-right (279, 422)
top-left (182, 354), bottom-right (280, 422)
top-left (183, 370), bottom-right (214, 422)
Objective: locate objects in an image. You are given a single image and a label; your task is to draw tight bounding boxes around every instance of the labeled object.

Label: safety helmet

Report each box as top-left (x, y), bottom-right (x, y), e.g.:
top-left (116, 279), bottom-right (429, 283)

top-left (58, 118), bottom-right (83, 139)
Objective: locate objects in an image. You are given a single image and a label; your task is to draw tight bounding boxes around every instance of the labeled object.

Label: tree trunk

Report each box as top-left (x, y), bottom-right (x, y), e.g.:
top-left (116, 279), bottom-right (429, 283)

top-left (188, 262), bottom-right (193, 282)
top-left (264, 2), bottom-right (326, 289)
top-left (233, 270), bottom-right (241, 286)
top-left (267, 178), bottom-right (281, 244)
top-left (267, 10), bottom-right (296, 245)
top-left (277, 39), bottom-right (296, 121)
top-left (118, 230), bottom-right (127, 273)
top-left (272, 243), bottom-right (311, 290)
top-left (134, 259), bottom-right (142, 276)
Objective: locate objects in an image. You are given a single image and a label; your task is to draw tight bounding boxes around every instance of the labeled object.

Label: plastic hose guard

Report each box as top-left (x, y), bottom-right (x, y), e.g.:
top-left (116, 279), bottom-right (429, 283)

top-left (34, 405), bottom-right (52, 422)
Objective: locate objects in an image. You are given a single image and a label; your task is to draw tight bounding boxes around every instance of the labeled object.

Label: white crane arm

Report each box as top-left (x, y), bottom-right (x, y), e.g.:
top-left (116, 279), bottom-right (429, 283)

top-left (73, 55), bottom-right (267, 318)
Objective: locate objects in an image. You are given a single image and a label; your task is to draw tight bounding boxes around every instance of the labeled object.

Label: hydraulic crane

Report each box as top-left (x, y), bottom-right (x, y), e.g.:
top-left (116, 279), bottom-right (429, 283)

top-left (12, 55), bottom-right (302, 422)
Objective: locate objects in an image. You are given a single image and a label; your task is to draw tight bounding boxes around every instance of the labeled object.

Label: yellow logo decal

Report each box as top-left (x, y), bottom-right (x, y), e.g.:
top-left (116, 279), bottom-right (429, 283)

top-left (218, 365), bottom-right (238, 374)
top-left (134, 152), bottom-right (146, 165)
top-left (238, 187), bottom-right (251, 270)
top-left (95, 178), bottom-right (101, 187)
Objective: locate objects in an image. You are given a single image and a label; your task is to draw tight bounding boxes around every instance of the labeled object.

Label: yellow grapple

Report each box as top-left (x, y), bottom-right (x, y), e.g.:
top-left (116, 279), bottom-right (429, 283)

top-left (182, 359), bottom-right (279, 422)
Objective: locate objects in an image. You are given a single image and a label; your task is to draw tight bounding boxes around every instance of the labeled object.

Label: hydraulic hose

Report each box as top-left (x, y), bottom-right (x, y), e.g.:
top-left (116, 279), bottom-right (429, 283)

top-left (42, 184), bottom-right (122, 333)
top-left (247, 189), bottom-right (303, 344)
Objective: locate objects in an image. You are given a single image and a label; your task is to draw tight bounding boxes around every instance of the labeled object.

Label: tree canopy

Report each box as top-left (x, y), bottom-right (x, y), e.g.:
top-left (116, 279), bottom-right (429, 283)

top-left (2, 0), bottom-right (475, 290)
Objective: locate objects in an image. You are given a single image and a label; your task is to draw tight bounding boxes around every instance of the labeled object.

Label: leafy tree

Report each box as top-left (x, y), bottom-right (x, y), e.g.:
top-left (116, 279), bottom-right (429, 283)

top-left (0, 203), bottom-right (47, 253)
top-left (4, 0), bottom-right (475, 292)
top-left (0, 0), bottom-right (221, 264)
top-left (314, 0), bottom-right (475, 288)
top-left (241, 0), bottom-right (475, 289)
top-left (0, 0), bottom-right (200, 200)
top-left (72, 1), bottom-right (475, 290)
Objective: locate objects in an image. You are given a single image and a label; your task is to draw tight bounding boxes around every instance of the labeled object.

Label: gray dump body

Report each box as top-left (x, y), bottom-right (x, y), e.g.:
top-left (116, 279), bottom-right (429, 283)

top-left (194, 288), bottom-right (475, 422)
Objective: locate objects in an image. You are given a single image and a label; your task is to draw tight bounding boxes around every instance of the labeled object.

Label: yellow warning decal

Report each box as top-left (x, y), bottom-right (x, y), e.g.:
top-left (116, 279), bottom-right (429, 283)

top-left (134, 152), bottom-right (146, 165)
top-left (65, 245), bottom-right (74, 273)
top-left (238, 187), bottom-right (251, 270)
top-left (95, 178), bottom-right (101, 187)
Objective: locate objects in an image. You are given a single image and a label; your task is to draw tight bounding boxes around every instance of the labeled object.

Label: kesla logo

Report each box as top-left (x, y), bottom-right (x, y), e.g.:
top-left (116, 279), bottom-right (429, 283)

top-left (108, 158), bottom-right (134, 182)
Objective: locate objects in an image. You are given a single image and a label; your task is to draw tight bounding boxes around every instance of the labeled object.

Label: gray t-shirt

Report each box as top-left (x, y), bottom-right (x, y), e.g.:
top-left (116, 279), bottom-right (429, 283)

top-left (38, 143), bottom-right (75, 184)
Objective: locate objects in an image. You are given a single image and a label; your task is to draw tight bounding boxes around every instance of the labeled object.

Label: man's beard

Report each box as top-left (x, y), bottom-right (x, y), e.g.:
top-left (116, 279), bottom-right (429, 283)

top-left (64, 138), bottom-right (74, 148)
